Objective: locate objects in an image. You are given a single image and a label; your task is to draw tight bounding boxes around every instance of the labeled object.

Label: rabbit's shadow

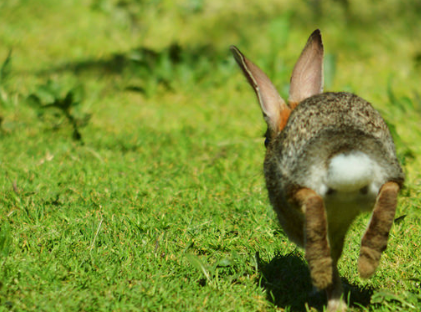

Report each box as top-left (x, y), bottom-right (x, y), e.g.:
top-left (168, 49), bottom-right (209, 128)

top-left (256, 251), bottom-right (374, 311)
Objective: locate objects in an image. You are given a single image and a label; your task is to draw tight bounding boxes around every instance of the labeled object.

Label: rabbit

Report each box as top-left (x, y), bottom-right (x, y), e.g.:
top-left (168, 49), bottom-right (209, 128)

top-left (230, 29), bottom-right (405, 311)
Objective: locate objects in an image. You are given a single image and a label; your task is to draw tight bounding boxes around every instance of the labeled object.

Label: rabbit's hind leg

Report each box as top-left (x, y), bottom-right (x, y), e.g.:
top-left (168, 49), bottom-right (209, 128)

top-left (295, 188), bottom-right (333, 290)
top-left (358, 181), bottom-right (400, 278)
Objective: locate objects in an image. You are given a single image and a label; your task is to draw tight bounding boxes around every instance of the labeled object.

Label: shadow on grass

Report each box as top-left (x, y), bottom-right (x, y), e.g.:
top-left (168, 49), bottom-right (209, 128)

top-left (256, 251), bottom-right (374, 311)
top-left (34, 43), bottom-right (225, 96)
top-left (36, 43), bottom-right (222, 75)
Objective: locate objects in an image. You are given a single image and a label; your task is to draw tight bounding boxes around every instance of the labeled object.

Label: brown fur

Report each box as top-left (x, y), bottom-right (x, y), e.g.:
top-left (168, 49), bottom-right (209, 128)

top-left (358, 181), bottom-right (400, 278)
top-left (295, 188), bottom-right (332, 289)
top-left (288, 101), bottom-right (300, 110)
top-left (278, 108), bottom-right (291, 132)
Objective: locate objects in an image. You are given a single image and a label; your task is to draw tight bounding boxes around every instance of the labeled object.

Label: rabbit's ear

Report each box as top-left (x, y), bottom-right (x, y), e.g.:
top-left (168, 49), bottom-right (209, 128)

top-left (289, 29), bottom-right (324, 110)
top-left (231, 46), bottom-right (291, 133)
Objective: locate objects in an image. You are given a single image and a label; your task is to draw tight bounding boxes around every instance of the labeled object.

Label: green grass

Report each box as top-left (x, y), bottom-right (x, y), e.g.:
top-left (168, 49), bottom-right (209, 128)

top-left (1, 0), bottom-right (421, 311)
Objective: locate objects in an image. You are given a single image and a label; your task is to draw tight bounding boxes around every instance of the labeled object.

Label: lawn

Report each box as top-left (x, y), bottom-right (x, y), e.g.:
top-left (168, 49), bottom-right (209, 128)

top-left (1, 0), bottom-right (421, 311)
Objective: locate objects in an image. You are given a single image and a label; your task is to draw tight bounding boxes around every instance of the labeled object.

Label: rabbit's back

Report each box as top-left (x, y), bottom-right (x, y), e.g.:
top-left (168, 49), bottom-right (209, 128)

top-left (266, 92), bottom-right (404, 195)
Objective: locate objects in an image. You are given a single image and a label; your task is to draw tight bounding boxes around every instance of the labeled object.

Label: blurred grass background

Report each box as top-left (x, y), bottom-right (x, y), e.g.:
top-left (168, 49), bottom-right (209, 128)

top-left (0, 0), bottom-right (421, 311)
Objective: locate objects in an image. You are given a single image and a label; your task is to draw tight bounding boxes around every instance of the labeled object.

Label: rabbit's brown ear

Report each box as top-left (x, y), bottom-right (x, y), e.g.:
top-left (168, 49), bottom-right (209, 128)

top-left (289, 29), bottom-right (324, 110)
top-left (231, 46), bottom-right (291, 133)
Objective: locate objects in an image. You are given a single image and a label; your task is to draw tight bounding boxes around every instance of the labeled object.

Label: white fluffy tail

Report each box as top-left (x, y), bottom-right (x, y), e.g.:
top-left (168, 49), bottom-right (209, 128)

top-left (327, 152), bottom-right (373, 192)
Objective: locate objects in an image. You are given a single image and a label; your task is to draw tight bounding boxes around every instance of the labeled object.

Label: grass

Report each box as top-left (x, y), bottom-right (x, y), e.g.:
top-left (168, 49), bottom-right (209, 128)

top-left (1, 0), bottom-right (421, 311)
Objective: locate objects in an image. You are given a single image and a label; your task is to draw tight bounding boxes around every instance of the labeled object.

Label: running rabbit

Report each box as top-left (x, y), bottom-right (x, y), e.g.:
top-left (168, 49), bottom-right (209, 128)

top-left (230, 30), bottom-right (404, 311)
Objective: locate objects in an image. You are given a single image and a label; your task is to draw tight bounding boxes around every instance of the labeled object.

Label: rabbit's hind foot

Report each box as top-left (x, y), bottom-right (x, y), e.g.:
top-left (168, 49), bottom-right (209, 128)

top-left (295, 188), bottom-right (333, 289)
top-left (358, 181), bottom-right (399, 278)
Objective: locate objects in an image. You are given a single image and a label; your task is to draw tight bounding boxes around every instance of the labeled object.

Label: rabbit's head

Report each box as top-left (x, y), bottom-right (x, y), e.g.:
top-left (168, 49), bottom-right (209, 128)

top-left (230, 29), bottom-right (323, 146)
